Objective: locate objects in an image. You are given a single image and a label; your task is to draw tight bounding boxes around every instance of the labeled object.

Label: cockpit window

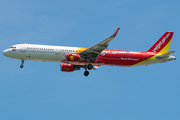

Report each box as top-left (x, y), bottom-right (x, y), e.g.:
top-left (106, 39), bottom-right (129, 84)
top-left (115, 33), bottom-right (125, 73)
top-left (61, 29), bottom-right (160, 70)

top-left (10, 46), bottom-right (16, 49)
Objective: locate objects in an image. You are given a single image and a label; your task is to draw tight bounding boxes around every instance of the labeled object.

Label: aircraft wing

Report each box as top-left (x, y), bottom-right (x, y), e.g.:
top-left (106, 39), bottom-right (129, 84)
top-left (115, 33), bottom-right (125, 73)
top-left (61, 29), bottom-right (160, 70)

top-left (79, 28), bottom-right (120, 61)
top-left (156, 51), bottom-right (176, 59)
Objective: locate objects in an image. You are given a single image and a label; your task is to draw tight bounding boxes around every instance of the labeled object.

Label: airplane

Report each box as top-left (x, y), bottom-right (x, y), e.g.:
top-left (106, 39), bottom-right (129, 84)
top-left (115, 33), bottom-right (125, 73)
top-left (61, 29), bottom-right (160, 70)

top-left (3, 28), bottom-right (176, 76)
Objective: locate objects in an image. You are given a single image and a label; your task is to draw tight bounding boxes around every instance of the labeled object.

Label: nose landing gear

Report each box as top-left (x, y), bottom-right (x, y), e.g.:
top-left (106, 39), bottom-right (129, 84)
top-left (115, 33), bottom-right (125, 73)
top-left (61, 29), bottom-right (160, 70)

top-left (20, 60), bottom-right (24, 68)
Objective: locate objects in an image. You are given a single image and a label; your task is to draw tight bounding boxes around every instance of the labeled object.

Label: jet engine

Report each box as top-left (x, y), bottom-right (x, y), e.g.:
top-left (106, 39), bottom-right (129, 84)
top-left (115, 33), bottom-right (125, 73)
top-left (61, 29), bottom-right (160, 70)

top-left (65, 53), bottom-right (85, 62)
top-left (60, 63), bottom-right (80, 72)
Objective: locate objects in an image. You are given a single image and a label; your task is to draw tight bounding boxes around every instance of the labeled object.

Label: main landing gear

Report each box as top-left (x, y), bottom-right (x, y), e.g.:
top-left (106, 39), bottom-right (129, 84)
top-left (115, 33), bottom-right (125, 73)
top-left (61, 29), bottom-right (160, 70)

top-left (87, 64), bottom-right (93, 70)
top-left (84, 64), bottom-right (93, 77)
top-left (84, 70), bottom-right (89, 76)
top-left (20, 60), bottom-right (24, 68)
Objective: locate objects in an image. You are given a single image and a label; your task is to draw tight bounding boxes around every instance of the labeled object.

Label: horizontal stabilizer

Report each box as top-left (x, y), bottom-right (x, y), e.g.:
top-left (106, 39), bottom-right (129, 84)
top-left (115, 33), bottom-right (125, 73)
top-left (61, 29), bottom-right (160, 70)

top-left (156, 51), bottom-right (175, 59)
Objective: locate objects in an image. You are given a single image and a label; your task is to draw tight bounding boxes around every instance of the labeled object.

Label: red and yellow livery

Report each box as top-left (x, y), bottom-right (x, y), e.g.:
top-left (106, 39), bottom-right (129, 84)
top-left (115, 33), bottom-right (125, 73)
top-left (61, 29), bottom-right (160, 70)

top-left (3, 28), bottom-right (176, 76)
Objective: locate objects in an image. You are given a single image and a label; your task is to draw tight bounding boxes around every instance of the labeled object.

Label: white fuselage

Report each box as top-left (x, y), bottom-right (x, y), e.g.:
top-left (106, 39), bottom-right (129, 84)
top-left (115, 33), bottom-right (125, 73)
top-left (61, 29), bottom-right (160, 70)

top-left (3, 44), bottom-right (78, 62)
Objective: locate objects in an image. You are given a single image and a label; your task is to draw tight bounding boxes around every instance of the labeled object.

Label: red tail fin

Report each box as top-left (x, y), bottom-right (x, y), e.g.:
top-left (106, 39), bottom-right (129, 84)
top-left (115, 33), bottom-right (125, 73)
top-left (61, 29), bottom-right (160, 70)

top-left (147, 32), bottom-right (174, 54)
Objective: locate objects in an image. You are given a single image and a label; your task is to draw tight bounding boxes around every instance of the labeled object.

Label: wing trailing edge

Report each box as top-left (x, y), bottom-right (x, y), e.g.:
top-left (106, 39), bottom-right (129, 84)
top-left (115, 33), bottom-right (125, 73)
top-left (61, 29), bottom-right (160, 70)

top-left (79, 28), bottom-right (120, 61)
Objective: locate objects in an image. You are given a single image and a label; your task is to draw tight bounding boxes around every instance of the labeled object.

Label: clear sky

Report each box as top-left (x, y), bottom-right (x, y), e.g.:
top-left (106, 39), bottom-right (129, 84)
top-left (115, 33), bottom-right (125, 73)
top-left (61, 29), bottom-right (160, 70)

top-left (0, 0), bottom-right (179, 120)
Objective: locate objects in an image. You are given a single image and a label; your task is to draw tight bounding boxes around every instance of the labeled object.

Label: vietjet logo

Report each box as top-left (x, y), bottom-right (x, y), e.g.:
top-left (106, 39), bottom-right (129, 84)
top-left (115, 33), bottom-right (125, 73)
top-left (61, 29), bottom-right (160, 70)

top-left (70, 55), bottom-right (74, 60)
top-left (153, 33), bottom-right (170, 53)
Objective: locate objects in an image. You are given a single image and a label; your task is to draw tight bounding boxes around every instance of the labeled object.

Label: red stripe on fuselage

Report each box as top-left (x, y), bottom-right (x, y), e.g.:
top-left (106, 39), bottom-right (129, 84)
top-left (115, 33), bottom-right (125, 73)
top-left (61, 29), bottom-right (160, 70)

top-left (97, 49), bottom-right (155, 66)
top-left (64, 49), bottom-right (156, 67)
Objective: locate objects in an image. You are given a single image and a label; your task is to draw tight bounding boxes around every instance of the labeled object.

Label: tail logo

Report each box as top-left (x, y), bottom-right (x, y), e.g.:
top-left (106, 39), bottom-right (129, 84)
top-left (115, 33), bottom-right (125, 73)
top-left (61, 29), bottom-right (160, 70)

top-left (153, 33), bottom-right (170, 53)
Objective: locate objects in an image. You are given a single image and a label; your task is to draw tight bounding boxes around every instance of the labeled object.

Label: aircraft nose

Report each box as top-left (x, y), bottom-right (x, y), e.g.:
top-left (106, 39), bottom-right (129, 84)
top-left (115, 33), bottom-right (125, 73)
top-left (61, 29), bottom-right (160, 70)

top-left (3, 49), bottom-right (9, 57)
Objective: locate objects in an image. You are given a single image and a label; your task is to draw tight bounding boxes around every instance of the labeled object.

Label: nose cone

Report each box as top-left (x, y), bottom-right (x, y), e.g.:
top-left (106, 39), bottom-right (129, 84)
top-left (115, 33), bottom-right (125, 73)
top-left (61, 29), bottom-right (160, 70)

top-left (3, 49), bottom-right (9, 57)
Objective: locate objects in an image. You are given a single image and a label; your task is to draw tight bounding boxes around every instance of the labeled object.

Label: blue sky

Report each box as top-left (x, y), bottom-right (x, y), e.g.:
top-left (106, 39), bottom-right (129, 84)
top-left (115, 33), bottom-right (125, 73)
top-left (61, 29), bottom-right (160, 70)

top-left (0, 0), bottom-right (180, 120)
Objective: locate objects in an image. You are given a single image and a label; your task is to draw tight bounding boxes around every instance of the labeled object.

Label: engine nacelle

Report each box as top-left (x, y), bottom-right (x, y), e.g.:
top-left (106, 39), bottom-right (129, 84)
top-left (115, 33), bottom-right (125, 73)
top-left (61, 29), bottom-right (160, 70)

top-left (60, 63), bottom-right (80, 72)
top-left (65, 53), bottom-right (85, 62)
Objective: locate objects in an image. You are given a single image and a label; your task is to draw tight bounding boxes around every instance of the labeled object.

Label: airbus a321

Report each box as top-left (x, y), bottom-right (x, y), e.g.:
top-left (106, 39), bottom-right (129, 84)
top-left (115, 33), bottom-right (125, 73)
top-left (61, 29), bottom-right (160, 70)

top-left (3, 28), bottom-right (176, 76)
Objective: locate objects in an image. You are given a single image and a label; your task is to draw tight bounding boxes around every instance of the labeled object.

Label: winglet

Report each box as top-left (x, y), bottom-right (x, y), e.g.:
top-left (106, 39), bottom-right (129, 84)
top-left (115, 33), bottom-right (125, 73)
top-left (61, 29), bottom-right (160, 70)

top-left (112, 28), bottom-right (120, 36)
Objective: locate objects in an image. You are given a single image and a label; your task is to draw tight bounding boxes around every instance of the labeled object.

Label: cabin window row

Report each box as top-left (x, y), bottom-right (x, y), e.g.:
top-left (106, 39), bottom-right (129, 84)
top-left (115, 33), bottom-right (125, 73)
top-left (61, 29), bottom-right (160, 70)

top-left (102, 52), bottom-right (136, 56)
top-left (27, 47), bottom-right (54, 51)
top-left (60, 49), bottom-right (75, 52)
top-left (27, 47), bottom-right (75, 53)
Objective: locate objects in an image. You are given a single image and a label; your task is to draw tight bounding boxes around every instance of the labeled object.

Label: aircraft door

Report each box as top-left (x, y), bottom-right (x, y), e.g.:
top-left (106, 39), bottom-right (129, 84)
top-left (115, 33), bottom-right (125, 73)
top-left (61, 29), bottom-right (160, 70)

top-left (146, 54), bottom-right (148, 59)
top-left (143, 53), bottom-right (148, 60)
top-left (55, 49), bottom-right (63, 60)
top-left (21, 45), bottom-right (26, 53)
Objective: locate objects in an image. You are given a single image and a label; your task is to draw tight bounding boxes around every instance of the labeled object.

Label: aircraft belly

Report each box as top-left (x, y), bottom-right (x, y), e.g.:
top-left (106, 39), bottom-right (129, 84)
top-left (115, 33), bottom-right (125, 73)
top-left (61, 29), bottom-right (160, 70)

top-left (17, 50), bottom-right (64, 62)
top-left (30, 52), bottom-right (64, 62)
top-left (132, 58), bottom-right (174, 66)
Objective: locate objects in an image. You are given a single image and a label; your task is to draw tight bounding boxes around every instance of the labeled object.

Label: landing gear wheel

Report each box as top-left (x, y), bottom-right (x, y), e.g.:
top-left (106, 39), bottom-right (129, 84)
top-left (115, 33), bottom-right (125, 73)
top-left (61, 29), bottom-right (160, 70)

top-left (84, 71), bottom-right (89, 76)
top-left (20, 64), bottom-right (24, 68)
top-left (20, 60), bottom-right (24, 68)
top-left (87, 64), bottom-right (93, 70)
